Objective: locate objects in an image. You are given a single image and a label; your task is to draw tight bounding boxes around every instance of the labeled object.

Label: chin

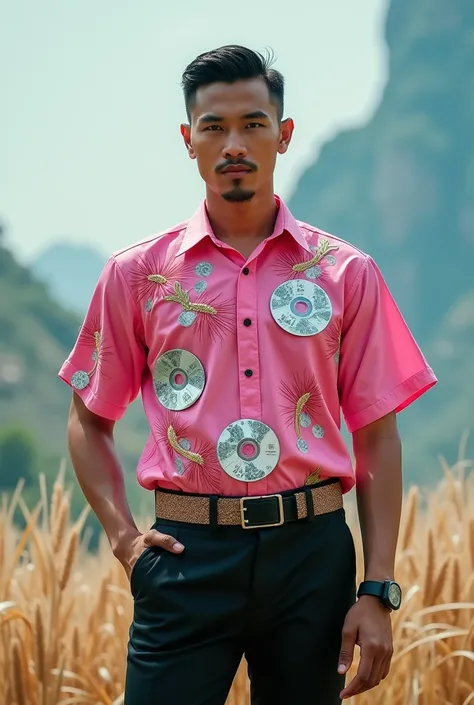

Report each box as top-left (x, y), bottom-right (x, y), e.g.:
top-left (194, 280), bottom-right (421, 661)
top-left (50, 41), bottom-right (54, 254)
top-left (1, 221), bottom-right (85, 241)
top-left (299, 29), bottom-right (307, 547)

top-left (221, 187), bottom-right (256, 203)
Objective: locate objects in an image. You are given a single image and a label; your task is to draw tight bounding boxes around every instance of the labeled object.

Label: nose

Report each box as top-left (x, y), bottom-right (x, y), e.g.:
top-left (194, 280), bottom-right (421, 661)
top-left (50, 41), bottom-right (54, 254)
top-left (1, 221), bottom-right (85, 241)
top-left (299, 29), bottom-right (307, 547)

top-left (222, 132), bottom-right (247, 160)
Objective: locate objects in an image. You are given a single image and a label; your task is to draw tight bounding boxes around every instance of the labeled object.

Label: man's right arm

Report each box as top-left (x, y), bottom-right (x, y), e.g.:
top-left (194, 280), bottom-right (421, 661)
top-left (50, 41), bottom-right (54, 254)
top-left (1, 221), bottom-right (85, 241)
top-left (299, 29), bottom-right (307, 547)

top-left (67, 392), bottom-right (184, 577)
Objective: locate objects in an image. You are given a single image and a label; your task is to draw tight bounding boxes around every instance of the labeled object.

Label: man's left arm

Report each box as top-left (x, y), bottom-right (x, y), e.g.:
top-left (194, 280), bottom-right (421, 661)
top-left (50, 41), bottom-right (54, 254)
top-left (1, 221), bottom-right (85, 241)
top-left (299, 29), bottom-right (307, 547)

top-left (338, 411), bottom-right (402, 700)
top-left (336, 254), bottom-right (438, 699)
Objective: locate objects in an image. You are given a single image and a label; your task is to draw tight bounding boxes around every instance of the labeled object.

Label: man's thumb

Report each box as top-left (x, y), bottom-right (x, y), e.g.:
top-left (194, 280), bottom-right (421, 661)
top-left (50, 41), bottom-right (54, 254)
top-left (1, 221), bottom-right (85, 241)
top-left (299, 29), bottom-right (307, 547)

top-left (338, 626), bottom-right (356, 674)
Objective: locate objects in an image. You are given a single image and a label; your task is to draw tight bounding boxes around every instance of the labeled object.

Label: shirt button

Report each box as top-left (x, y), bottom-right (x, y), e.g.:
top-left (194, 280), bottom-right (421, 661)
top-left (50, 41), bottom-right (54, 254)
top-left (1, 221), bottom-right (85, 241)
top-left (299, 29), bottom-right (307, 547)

top-left (242, 267), bottom-right (249, 275)
top-left (243, 318), bottom-right (252, 326)
top-left (244, 369), bottom-right (253, 377)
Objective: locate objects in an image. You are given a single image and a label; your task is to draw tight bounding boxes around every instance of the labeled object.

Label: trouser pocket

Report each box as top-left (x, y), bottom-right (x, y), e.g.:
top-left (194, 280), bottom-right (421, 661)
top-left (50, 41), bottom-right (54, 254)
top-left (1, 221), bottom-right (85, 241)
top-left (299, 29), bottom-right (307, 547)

top-left (129, 522), bottom-right (181, 599)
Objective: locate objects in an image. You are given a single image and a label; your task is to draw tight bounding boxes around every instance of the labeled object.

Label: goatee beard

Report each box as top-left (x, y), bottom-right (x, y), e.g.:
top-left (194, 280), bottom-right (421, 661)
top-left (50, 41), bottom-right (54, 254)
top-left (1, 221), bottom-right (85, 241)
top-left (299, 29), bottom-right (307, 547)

top-left (221, 184), bottom-right (255, 203)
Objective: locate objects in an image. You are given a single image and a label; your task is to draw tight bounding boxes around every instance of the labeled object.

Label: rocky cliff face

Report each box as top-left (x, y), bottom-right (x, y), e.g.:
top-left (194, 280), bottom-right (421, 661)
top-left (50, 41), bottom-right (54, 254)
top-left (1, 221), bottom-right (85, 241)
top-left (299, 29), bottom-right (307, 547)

top-left (289, 0), bottom-right (474, 341)
top-left (288, 0), bottom-right (474, 478)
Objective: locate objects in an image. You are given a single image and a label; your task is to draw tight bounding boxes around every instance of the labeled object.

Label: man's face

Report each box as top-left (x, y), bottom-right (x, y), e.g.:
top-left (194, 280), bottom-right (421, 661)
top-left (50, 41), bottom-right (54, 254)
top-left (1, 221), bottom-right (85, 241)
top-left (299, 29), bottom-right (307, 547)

top-left (181, 77), bottom-right (293, 203)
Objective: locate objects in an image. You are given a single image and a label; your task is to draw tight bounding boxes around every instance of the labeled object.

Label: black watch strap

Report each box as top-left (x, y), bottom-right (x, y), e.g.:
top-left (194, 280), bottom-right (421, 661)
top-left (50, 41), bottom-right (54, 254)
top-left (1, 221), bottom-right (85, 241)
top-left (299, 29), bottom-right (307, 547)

top-left (357, 581), bottom-right (385, 598)
top-left (357, 580), bottom-right (402, 610)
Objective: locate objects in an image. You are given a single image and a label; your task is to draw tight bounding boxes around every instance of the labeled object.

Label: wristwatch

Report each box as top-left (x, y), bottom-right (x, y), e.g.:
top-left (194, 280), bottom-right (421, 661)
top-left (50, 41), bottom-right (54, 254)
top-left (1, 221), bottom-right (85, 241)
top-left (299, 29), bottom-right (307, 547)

top-left (357, 580), bottom-right (402, 611)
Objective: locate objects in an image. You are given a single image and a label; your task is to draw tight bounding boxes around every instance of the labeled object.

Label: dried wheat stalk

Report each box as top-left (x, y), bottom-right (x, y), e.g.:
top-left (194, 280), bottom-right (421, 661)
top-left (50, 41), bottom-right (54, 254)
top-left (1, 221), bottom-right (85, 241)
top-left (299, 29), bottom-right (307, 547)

top-left (0, 464), bottom-right (473, 705)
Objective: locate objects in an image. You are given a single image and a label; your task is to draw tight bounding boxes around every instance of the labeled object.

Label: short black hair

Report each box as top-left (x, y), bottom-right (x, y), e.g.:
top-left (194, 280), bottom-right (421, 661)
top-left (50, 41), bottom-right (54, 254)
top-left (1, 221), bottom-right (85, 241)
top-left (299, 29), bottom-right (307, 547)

top-left (181, 45), bottom-right (284, 121)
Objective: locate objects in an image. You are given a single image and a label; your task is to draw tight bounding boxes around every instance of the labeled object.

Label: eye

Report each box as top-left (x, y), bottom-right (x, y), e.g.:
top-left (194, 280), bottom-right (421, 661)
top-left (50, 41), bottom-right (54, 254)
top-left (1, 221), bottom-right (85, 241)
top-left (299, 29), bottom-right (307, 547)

top-left (203, 125), bottom-right (223, 131)
top-left (246, 122), bottom-right (264, 128)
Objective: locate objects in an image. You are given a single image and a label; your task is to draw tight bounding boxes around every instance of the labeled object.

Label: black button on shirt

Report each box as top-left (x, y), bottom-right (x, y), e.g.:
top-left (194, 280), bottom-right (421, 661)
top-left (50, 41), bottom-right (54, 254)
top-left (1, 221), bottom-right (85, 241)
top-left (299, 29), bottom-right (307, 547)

top-left (244, 369), bottom-right (253, 377)
top-left (243, 318), bottom-right (252, 327)
top-left (242, 267), bottom-right (249, 275)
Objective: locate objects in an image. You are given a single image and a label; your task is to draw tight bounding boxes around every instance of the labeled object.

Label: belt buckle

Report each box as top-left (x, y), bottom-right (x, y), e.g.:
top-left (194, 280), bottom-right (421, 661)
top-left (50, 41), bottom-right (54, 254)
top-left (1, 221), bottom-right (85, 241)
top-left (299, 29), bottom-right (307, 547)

top-left (240, 494), bottom-right (284, 529)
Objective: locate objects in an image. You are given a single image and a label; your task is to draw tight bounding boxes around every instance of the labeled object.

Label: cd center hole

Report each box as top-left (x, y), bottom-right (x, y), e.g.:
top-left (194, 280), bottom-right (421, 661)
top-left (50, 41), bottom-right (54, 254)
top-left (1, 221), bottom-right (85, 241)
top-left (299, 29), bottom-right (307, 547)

top-left (174, 373), bottom-right (185, 385)
top-left (295, 301), bottom-right (309, 314)
top-left (242, 443), bottom-right (256, 457)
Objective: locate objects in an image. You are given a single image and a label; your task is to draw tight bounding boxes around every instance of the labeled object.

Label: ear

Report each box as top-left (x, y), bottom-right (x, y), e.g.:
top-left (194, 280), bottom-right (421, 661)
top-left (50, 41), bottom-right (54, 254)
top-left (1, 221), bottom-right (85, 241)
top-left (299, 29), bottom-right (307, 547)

top-left (277, 118), bottom-right (294, 155)
top-left (180, 123), bottom-right (196, 160)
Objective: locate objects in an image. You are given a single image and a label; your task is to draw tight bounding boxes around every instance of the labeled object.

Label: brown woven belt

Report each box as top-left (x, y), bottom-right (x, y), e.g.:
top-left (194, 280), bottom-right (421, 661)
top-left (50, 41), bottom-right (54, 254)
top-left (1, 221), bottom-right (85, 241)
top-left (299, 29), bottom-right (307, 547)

top-left (154, 479), bottom-right (343, 529)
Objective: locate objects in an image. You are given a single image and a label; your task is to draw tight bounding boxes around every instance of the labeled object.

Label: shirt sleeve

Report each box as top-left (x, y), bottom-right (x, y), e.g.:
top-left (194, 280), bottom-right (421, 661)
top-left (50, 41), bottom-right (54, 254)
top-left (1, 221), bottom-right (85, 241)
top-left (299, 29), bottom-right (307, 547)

top-left (58, 255), bottom-right (147, 421)
top-left (338, 255), bottom-right (437, 433)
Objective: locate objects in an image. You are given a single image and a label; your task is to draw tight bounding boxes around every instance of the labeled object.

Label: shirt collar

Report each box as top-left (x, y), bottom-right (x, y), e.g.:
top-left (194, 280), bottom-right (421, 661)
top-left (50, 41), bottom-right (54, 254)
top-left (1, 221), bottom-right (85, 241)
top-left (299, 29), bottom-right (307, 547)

top-left (176, 195), bottom-right (312, 256)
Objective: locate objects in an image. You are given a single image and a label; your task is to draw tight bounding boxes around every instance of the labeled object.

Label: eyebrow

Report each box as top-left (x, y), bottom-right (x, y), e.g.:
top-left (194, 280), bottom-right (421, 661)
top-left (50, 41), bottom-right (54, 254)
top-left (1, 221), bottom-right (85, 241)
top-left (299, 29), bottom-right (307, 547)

top-left (197, 110), bottom-right (271, 125)
top-left (242, 110), bottom-right (271, 120)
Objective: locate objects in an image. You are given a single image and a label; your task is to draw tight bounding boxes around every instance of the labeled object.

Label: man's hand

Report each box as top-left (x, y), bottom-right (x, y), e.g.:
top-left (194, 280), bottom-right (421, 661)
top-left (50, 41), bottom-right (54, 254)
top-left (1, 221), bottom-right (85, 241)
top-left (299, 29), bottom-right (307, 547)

top-left (338, 596), bottom-right (393, 699)
top-left (114, 527), bottom-right (185, 580)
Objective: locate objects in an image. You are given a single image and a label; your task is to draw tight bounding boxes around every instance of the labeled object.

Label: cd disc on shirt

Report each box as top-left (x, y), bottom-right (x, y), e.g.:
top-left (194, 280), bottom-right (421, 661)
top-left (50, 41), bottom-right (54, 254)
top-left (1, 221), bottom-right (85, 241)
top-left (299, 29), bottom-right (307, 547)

top-left (153, 349), bottom-right (205, 411)
top-left (270, 279), bottom-right (332, 336)
top-left (216, 419), bottom-right (280, 482)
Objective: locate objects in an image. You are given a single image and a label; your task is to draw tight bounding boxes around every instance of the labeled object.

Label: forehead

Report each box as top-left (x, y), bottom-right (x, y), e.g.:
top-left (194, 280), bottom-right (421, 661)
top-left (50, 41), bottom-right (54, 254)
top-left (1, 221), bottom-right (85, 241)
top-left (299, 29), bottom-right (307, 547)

top-left (190, 77), bottom-right (277, 119)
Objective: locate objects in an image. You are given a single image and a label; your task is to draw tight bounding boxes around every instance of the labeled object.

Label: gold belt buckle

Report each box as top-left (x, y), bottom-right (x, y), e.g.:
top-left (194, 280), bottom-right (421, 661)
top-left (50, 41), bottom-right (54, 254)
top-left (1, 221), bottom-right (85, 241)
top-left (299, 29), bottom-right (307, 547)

top-left (239, 494), bottom-right (284, 529)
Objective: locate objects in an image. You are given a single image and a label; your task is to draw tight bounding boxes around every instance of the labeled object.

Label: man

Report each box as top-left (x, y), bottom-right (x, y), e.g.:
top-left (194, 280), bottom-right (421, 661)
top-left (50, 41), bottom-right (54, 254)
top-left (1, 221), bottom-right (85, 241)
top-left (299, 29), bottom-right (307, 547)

top-left (59, 45), bottom-right (437, 704)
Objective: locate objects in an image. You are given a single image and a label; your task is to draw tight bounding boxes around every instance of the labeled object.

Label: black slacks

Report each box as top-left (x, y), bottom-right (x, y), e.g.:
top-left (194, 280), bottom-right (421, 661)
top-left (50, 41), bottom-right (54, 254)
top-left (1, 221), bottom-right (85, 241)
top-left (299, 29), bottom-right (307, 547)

top-left (124, 504), bottom-right (356, 705)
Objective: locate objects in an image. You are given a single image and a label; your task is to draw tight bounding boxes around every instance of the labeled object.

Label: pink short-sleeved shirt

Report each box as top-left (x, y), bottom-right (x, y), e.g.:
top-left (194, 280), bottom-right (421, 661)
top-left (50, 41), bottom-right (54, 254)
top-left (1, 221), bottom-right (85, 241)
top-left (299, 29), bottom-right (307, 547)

top-left (58, 196), bottom-right (437, 496)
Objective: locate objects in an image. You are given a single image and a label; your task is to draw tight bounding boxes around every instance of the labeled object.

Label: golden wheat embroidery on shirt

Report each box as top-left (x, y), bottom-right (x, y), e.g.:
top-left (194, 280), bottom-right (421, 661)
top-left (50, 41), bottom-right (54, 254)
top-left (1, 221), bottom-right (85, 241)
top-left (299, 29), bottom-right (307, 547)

top-left (323, 319), bottom-right (342, 364)
top-left (150, 412), bottom-right (221, 492)
top-left (305, 467), bottom-right (323, 485)
top-left (128, 251), bottom-right (193, 313)
top-left (273, 237), bottom-right (339, 282)
top-left (163, 281), bottom-right (235, 342)
top-left (279, 373), bottom-right (324, 454)
top-left (70, 313), bottom-right (113, 390)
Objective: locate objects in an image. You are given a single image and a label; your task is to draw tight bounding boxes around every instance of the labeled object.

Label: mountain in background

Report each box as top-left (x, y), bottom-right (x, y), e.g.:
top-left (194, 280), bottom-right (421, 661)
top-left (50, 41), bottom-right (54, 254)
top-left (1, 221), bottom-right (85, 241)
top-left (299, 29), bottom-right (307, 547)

top-left (32, 243), bottom-right (106, 315)
top-left (289, 0), bottom-right (474, 341)
top-left (287, 0), bottom-right (474, 476)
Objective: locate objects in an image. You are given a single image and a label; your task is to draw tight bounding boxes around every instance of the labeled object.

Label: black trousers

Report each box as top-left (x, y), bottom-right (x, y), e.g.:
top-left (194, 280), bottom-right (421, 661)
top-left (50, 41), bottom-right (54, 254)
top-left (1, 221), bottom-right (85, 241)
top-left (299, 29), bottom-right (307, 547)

top-left (124, 504), bottom-right (356, 705)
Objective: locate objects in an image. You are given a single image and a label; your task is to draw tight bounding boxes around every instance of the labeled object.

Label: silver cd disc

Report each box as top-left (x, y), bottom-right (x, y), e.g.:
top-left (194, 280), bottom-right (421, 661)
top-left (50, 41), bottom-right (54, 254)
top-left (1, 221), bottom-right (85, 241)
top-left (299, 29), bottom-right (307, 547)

top-left (153, 349), bottom-right (205, 410)
top-left (217, 419), bottom-right (280, 482)
top-left (270, 279), bottom-right (332, 336)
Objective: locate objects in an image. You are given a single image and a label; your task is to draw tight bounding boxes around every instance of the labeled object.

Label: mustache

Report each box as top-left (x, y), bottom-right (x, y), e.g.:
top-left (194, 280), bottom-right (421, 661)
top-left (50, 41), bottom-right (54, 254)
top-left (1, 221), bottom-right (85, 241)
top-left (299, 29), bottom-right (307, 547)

top-left (215, 159), bottom-right (257, 173)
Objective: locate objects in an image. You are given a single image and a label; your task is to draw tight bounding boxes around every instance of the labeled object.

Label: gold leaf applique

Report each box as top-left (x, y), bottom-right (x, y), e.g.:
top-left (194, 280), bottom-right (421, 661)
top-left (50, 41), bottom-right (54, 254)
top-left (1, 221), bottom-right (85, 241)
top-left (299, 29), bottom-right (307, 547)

top-left (71, 330), bottom-right (102, 390)
top-left (292, 238), bottom-right (339, 273)
top-left (128, 252), bottom-right (194, 307)
top-left (167, 425), bottom-right (204, 465)
top-left (164, 282), bottom-right (217, 315)
top-left (324, 319), bottom-right (342, 363)
top-left (147, 274), bottom-right (168, 284)
top-left (150, 413), bottom-right (222, 492)
top-left (295, 392), bottom-right (312, 439)
top-left (305, 468), bottom-right (322, 485)
top-left (70, 312), bottom-right (114, 391)
top-left (280, 374), bottom-right (324, 454)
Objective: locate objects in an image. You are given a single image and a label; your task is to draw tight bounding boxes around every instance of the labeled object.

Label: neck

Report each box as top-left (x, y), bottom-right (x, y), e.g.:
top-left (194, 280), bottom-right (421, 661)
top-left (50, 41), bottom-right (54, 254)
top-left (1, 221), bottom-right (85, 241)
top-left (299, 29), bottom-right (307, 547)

top-left (205, 185), bottom-right (279, 242)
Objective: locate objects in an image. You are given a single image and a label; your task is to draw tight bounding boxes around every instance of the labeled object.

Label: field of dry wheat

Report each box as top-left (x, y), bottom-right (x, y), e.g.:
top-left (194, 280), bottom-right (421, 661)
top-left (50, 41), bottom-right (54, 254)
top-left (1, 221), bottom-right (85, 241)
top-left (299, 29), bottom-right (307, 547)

top-left (1, 450), bottom-right (474, 705)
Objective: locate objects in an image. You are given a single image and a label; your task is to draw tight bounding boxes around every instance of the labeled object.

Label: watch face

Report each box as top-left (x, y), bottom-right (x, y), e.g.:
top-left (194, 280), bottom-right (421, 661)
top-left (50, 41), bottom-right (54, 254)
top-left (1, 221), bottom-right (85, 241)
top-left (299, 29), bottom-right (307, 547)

top-left (388, 582), bottom-right (402, 609)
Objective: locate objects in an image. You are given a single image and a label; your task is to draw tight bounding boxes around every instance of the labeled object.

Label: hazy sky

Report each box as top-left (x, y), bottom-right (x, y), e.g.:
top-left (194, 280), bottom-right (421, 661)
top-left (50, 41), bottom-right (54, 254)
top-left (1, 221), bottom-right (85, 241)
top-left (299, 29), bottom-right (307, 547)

top-left (2, 0), bottom-right (388, 263)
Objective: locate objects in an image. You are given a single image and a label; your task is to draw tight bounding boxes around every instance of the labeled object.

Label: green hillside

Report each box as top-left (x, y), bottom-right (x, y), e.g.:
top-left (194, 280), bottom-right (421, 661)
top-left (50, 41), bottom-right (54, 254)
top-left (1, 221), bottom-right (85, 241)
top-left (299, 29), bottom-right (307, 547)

top-left (0, 233), bottom-right (150, 529)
